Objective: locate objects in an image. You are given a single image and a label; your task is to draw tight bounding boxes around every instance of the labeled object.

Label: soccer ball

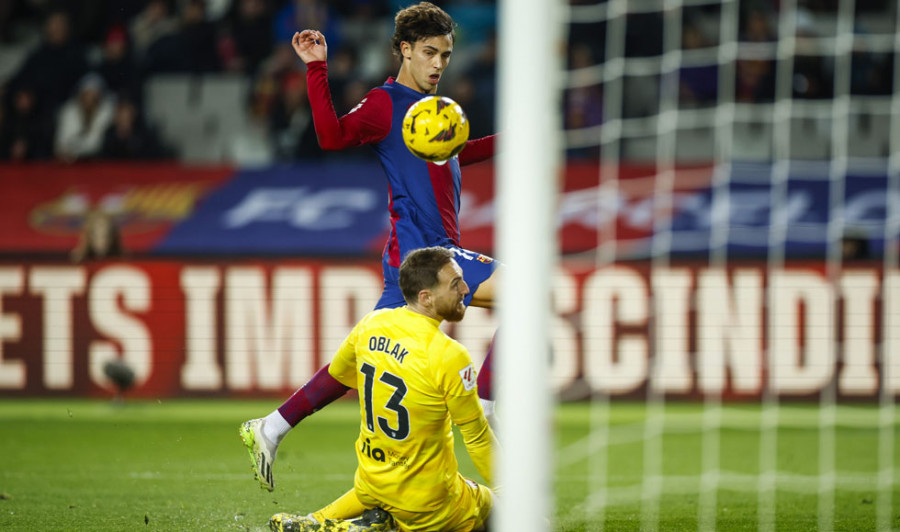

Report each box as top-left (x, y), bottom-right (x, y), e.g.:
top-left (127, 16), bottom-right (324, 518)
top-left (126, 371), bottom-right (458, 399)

top-left (401, 95), bottom-right (470, 163)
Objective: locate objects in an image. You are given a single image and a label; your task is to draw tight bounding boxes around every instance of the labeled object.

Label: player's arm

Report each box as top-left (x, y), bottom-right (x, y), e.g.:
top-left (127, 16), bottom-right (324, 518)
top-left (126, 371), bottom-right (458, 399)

top-left (441, 344), bottom-right (497, 485)
top-left (305, 63), bottom-right (392, 150)
top-left (458, 134), bottom-right (496, 166)
top-left (448, 393), bottom-right (496, 486)
top-left (292, 30), bottom-right (391, 150)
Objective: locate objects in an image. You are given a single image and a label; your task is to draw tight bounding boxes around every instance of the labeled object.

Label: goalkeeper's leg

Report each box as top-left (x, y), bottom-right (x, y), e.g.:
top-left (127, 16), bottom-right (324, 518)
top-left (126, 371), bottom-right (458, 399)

top-left (313, 488), bottom-right (368, 521)
top-left (270, 489), bottom-right (395, 532)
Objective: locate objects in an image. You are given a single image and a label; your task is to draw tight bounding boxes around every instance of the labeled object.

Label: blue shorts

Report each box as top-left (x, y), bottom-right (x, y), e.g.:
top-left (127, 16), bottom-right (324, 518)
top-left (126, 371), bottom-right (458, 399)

top-left (375, 245), bottom-right (499, 310)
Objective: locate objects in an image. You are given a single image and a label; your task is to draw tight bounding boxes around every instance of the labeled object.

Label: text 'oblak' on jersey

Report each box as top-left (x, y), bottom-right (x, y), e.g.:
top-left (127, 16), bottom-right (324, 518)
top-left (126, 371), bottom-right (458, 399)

top-left (368, 336), bottom-right (409, 364)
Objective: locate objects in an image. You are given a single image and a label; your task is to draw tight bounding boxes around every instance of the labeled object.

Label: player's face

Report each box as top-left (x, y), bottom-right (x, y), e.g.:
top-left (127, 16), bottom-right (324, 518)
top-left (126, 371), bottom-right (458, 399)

top-left (401, 34), bottom-right (453, 94)
top-left (433, 260), bottom-right (469, 322)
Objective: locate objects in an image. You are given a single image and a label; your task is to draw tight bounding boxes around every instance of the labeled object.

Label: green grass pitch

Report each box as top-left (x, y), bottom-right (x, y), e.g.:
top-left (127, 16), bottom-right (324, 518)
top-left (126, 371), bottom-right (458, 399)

top-left (0, 399), bottom-right (896, 531)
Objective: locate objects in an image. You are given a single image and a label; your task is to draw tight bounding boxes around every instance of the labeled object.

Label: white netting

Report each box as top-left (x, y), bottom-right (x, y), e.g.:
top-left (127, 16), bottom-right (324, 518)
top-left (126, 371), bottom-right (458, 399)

top-left (558, 0), bottom-right (899, 529)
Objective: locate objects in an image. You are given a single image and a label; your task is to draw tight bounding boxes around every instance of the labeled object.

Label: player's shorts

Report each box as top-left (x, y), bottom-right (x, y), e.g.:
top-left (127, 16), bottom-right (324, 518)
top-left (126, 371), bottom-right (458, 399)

top-left (375, 245), bottom-right (500, 310)
top-left (357, 474), bottom-right (492, 532)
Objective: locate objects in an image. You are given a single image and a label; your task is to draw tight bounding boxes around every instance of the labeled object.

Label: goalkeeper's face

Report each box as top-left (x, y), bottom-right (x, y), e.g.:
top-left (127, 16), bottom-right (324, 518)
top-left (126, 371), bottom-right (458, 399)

top-left (401, 34), bottom-right (453, 94)
top-left (432, 259), bottom-right (469, 322)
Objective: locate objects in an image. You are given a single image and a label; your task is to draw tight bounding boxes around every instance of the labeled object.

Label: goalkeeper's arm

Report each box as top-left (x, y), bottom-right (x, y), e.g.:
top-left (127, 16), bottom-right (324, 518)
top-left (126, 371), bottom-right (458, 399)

top-left (448, 394), bottom-right (497, 486)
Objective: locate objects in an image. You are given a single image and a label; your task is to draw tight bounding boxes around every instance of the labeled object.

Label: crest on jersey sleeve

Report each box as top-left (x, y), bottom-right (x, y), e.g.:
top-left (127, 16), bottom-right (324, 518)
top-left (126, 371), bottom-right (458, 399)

top-left (459, 364), bottom-right (477, 391)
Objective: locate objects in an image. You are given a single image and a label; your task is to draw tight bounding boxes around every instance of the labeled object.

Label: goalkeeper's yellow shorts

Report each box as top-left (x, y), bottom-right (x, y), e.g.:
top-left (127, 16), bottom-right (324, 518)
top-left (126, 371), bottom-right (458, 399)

top-left (358, 474), bottom-right (492, 532)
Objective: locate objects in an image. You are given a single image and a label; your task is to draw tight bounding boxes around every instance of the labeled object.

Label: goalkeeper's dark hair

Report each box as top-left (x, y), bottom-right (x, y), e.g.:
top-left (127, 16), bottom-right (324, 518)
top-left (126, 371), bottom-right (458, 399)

top-left (399, 247), bottom-right (455, 304)
top-left (391, 2), bottom-right (456, 62)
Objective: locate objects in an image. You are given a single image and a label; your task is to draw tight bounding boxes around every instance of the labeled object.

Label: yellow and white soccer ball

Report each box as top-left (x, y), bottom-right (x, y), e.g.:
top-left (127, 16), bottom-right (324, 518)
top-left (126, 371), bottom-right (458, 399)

top-left (401, 95), bottom-right (470, 163)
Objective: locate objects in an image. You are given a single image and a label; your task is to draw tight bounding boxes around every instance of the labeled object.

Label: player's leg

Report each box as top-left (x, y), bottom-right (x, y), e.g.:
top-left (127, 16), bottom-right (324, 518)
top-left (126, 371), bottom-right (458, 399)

top-left (270, 489), bottom-right (394, 532)
top-left (454, 479), bottom-right (493, 532)
top-left (447, 248), bottom-right (501, 420)
top-left (467, 261), bottom-right (499, 309)
top-left (468, 266), bottom-right (499, 404)
top-left (241, 364), bottom-right (351, 491)
top-left (242, 266), bottom-right (406, 491)
top-left (384, 476), bottom-right (492, 532)
top-left (467, 261), bottom-right (499, 415)
top-left (476, 332), bottom-right (496, 419)
top-left (270, 510), bottom-right (394, 532)
top-left (313, 488), bottom-right (368, 521)
top-left (471, 265), bottom-right (504, 406)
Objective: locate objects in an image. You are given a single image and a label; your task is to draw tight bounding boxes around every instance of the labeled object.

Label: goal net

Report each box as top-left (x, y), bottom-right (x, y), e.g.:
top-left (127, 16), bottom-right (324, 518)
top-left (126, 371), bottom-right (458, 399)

top-left (496, 0), bottom-right (899, 530)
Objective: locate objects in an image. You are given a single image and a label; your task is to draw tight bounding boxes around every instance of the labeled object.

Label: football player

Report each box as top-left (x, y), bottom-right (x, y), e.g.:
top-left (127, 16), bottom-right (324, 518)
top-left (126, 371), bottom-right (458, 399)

top-left (240, 2), bottom-right (502, 493)
top-left (269, 247), bottom-right (496, 532)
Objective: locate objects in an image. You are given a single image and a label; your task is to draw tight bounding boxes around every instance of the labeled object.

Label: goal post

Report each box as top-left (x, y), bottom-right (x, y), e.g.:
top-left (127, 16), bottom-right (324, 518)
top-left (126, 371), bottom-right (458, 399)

top-left (512, 0), bottom-right (900, 531)
top-left (495, 1), bottom-right (562, 532)
top-left (496, 0), bottom-right (897, 529)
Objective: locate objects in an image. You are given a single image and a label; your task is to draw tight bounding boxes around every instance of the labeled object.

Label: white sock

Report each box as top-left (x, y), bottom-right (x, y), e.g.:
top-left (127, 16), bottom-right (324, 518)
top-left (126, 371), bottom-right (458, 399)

top-left (263, 410), bottom-right (291, 445)
top-left (480, 398), bottom-right (497, 429)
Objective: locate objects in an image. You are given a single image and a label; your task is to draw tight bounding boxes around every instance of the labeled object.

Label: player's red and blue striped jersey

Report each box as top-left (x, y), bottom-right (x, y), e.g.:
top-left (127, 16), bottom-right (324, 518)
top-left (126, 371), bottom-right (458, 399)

top-left (372, 79), bottom-right (465, 269)
top-left (305, 61), bottom-right (495, 285)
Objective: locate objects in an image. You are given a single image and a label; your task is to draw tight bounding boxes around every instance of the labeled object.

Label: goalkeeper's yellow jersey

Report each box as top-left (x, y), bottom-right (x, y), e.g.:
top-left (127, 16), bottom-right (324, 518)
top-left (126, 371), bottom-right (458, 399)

top-left (329, 306), bottom-right (492, 514)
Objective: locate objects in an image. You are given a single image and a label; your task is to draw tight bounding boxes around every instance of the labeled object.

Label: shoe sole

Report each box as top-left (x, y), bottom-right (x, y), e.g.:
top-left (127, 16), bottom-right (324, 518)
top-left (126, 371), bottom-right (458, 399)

top-left (269, 512), bottom-right (395, 532)
top-left (239, 421), bottom-right (275, 492)
top-left (270, 513), bottom-right (333, 532)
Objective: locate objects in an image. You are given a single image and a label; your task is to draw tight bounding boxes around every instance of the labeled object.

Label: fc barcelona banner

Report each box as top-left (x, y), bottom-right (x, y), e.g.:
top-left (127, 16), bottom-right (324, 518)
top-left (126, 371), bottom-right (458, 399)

top-left (0, 162), bottom-right (391, 257)
top-left (0, 160), bottom-right (895, 258)
top-left (0, 259), bottom-right (897, 399)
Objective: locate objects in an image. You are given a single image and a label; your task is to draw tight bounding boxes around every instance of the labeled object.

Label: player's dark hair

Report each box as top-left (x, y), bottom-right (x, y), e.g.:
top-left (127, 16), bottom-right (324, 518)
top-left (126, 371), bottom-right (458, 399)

top-left (391, 2), bottom-right (456, 62)
top-left (399, 246), bottom-right (455, 304)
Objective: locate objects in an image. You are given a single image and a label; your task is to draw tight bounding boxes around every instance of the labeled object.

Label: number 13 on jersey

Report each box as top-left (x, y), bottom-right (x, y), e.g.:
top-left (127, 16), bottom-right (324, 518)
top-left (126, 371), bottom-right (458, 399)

top-left (360, 362), bottom-right (410, 440)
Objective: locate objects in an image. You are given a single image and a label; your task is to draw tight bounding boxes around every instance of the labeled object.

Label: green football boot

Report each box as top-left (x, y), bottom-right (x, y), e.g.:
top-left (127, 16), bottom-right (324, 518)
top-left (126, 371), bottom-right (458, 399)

top-left (239, 418), bottom-right (277, 491)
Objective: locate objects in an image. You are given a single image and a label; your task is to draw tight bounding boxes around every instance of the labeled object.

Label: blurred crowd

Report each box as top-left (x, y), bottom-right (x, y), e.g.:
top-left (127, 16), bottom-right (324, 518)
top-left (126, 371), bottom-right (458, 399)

top-left (0, 0), bottom-right (499, 163)
top-left (563, 0), bottom-right (895, 158)
top-left (0, 0), bottom-right (896, 164)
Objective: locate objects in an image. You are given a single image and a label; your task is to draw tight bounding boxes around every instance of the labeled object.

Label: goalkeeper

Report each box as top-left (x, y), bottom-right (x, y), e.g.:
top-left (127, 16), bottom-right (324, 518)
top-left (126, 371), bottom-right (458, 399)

top-left (269, 247), bottom-right (496, 532)
top-left (241, 1), bottom-right (502, 493)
